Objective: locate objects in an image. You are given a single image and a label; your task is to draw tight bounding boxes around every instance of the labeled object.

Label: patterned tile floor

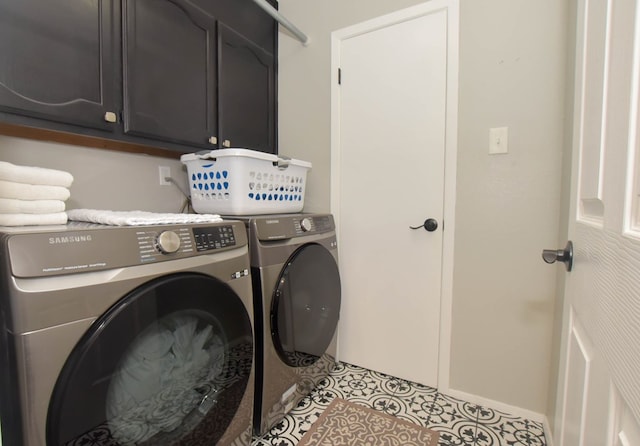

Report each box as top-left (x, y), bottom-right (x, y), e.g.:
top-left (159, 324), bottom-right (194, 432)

top-left (251, 362), bottom-right (547, 446)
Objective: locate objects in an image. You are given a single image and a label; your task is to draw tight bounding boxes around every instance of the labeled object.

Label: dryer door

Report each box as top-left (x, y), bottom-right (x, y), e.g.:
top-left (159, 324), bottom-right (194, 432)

top-left (47, 272), bottom-right (253, 446)
top-left (271, 243), bottom-right (341, 367)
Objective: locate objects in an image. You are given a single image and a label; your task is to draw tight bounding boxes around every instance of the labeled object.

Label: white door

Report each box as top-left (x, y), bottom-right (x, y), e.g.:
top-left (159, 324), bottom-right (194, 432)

top-left (331, 1), bottom-right (458, 388)
top-left (556, 0), bottom-right (640, 443)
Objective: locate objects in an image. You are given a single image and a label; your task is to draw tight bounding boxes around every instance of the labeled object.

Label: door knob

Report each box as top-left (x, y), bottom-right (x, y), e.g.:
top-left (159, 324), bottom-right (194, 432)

top-left (410, 218), bottom-right (438, 232)
top-left (542, 241), bottom-right (573, 271)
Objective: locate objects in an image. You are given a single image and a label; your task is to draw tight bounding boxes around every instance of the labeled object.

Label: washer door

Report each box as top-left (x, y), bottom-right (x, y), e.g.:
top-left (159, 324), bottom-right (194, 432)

top-left (47, 273), bottom-right (253, 446)
top-left (271, 243), bottom-right (341, 367)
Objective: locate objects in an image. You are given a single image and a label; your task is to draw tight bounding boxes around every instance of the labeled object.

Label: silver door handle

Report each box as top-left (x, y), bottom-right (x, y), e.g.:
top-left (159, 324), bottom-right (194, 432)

top-left (542, 241), bottom-right (573, 271)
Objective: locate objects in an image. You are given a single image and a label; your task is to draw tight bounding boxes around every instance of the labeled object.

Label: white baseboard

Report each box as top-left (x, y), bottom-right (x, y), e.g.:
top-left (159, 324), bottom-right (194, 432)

top-left (444, 388), bottom-right (557, 444)
top-left (444, 388), bottom-right (545, 423)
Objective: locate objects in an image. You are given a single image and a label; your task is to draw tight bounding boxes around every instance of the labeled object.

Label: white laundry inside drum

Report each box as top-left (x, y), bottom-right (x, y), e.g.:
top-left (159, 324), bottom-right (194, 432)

top-left (105, 312), bottom-right (226, 445)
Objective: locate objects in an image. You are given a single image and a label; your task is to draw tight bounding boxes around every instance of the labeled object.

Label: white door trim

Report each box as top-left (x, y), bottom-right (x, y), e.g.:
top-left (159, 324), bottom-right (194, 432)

top-left (330, 0), bottom-right (459, 391)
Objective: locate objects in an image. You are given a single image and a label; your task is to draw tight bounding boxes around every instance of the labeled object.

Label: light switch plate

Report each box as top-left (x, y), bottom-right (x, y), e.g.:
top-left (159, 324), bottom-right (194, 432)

top-left (489, 127), bottom-right (508, 154)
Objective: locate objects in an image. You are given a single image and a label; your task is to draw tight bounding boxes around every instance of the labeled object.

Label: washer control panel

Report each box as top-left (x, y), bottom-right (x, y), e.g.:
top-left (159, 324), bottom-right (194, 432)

top-left (137, 225), bottom-right (237, 261)
top-left (193, 225), bottom-right (236, 251)
top-left (293, 215), bottom-right (333, 236)
top-left (137, 227), bottom-right (194, 262)
top-left (253, 214), bottom-right (335, 240)
top-left (5, 221), bottom-right (247, 278)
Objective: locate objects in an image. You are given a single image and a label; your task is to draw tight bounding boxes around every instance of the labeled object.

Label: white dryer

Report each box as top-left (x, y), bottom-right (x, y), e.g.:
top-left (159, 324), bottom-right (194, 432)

top-left (0, 221), bottom-right (254, 445)
top-left (244, 213), bottom-right (341, 435)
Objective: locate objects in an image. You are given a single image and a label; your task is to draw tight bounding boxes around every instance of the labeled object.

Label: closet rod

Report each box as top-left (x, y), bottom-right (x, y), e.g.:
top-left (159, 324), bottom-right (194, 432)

top-left (251, 0), bottom-right (309, 46)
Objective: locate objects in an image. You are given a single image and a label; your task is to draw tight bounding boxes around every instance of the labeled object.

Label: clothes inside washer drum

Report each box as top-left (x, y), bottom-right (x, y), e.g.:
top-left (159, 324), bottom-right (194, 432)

top-left (105, 315), bottom-right (225, 444)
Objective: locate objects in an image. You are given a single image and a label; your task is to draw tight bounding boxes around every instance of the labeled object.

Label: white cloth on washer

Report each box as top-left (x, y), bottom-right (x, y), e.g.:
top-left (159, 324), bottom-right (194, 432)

top-left (0, 212), bottom-right (68, 227)
top-left (0, 180), bottom-right (71, 201)
top-left (0, 161), bottom-right (73, 187)
top-left (0, 198), bottom-right (65, 214)
top-left (67, 209), bottom-right (222, 226)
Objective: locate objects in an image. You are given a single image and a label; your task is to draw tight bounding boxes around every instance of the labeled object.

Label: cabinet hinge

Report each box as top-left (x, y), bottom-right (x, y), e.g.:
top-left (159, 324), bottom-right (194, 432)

top-left (338, 68), bottom-right (342, 85)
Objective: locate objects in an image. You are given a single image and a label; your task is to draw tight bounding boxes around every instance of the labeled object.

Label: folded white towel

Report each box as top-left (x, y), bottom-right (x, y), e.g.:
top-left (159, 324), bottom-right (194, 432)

top-left (0, 180), bottom-right (70, 201)
top-left (0, 198), bottom-right (65, 214)
top-left (0, 161), bottom-right (73, 187)
top-left (0, 212), bottom-right (68, 227)
top-left (67, 209), bottom-right (223, 226)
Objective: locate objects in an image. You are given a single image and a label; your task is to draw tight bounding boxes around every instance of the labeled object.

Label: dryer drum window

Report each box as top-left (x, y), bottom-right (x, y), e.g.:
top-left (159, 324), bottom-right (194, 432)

top-left (46, 273), bottom-right (253, 446)
top-left (271, 243), bottom-right (341, 368)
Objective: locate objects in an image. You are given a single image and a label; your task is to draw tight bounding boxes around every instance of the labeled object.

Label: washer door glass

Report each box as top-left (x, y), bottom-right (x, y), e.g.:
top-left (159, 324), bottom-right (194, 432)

top-left (47, 273), bottom-right (253, 446)
top-left (271, 243), bottom-right (341, 367)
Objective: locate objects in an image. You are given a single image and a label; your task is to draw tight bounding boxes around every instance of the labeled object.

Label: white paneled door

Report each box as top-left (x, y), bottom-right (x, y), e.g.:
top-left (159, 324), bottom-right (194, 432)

top-left (331, 1), bottom-right (458, 388)
top-left (556, 0), bottom-right (640, 443)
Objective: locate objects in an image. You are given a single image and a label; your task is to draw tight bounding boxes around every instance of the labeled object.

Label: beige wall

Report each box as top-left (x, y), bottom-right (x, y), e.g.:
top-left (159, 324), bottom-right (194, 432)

top-left (0, 136), bottom-right (188, 213)
top-left (452, 0), bottom-right (567, 414)
top-left (278, 0), bottom-right (569, 415)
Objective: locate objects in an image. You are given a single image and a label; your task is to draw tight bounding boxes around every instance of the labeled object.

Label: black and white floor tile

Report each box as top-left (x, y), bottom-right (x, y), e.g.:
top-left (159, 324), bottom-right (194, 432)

top-left (251, 362), bottom-right (547, 446)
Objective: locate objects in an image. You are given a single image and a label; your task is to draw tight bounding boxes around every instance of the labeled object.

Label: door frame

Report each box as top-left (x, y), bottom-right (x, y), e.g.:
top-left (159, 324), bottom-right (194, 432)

top-left (329, 0), bottom-right (459, 391)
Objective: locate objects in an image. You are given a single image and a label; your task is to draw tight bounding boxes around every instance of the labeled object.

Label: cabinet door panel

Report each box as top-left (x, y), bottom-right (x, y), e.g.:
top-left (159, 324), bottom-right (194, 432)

top-left (0, 0), bottom-right (117, 130)
top-left (190, 0), bottom-right (277, 53)
top-left (219, 24), bottom-right (275, 153)
top-left (123, 0), bottom-right (216, 147)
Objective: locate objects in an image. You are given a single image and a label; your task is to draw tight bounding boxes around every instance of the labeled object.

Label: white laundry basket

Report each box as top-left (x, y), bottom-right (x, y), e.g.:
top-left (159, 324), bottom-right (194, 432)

top-left (181, 149), bottom-right (312, 215)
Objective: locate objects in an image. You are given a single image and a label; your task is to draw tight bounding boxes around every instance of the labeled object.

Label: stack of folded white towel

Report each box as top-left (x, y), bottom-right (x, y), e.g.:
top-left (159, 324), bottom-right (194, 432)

top-left (0, 161), bottom-right (73, 226)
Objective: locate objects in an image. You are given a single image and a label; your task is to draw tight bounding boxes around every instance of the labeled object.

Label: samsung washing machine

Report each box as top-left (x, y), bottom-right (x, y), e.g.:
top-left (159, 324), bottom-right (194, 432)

top-left (0, 220), bottom-right (254, 446)
top-left (243, 213), bottom-right (341, 436)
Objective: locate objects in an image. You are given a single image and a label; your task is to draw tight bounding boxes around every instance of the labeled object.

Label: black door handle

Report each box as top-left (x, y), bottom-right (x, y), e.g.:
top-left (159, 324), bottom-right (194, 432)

top-left (410, 218), bottom-right (438, 232)
top-left (542, 241), bottom-right (573, 271)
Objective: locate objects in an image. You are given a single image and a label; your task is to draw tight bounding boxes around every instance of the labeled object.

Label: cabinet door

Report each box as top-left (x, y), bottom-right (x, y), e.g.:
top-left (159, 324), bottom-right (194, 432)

top-left (218, 24), bottom-right (275, 153)
top-left (123, 0), bottom-right (217, 148)
top-left (0, 0), bottom-right (117, 131)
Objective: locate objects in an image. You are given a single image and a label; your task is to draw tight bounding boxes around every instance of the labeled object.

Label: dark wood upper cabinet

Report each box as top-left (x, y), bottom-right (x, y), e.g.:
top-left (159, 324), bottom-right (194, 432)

top-left (0, 0), bottom-right (277, 155)
top-left (123, 0), bottom-right (277, 153)
top-left (122, 0), bottom-right (217, 148)
top-left (0, 0), bottom-right (118, 131)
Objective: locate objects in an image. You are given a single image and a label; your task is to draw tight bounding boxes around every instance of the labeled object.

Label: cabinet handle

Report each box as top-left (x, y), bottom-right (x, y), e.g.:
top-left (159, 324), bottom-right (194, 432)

top-left (104, 112), bottom-right (117, 123)
top-left (222, 139), bottom-right (231, 147)
top-left (209, 136), bottom-right (218, 145)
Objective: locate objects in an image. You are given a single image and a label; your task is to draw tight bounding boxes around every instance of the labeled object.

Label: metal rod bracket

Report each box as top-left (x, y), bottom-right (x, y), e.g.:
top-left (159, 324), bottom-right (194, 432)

top-left (251, 0), bottom-right (310, 46)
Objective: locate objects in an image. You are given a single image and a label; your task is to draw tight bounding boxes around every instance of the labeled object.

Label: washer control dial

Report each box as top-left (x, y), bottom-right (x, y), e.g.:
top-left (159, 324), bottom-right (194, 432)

top-left (156, 230), bottom-right (181, 254)
top-left (300, 217), bottom-right (313, 232)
